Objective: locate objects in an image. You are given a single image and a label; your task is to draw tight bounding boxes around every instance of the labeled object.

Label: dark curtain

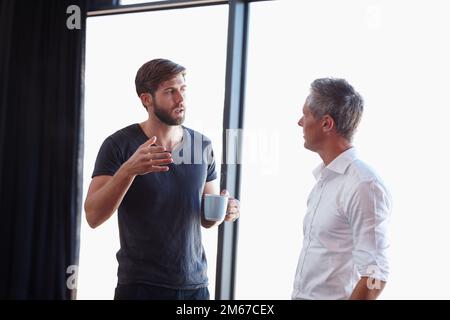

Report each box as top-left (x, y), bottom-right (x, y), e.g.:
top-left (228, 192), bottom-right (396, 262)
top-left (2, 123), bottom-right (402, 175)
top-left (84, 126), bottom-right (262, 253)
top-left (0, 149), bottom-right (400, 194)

top-left (0, 0), bottom-right (86, 299)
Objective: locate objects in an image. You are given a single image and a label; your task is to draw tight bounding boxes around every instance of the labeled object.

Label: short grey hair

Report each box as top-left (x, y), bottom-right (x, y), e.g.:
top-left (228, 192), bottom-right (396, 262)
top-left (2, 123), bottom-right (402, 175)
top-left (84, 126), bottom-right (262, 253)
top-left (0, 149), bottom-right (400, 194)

top-left (307, 78), bottom-right (364, 141)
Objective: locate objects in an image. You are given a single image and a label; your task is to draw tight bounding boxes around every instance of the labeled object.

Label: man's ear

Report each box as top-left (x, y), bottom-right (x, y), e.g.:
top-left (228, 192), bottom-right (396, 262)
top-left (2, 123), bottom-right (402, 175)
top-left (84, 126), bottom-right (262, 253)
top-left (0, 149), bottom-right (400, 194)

top-left (322, 115), bottom-right (335, 133)
top-left (139, 93), bottom-right (153, 110)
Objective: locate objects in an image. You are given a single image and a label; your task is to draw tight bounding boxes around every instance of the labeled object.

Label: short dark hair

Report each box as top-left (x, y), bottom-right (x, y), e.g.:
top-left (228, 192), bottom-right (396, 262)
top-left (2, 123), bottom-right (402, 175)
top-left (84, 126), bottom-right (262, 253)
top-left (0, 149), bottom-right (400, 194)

top-left (135, 58), bottom-right (186, 97)
top-left (308, 78), bottom-right (364, 141)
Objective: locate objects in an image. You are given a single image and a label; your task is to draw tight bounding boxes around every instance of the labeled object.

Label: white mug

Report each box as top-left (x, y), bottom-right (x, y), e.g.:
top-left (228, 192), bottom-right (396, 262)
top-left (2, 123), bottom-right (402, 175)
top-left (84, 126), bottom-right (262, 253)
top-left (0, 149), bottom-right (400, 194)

top-left (204, 194), bottom-right (228, 221)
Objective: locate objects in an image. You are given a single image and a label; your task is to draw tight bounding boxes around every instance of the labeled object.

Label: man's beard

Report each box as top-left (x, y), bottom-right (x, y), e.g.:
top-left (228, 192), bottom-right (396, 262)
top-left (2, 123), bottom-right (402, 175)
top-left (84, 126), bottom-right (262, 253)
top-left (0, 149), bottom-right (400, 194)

top-left (153, 100), bottom-right (185, 126)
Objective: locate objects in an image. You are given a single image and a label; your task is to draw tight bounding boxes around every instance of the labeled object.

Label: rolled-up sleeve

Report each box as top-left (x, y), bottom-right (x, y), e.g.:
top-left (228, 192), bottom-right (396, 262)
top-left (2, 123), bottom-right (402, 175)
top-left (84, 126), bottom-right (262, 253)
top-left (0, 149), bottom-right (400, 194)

top-left (347, 179), bottom-right (392, 281)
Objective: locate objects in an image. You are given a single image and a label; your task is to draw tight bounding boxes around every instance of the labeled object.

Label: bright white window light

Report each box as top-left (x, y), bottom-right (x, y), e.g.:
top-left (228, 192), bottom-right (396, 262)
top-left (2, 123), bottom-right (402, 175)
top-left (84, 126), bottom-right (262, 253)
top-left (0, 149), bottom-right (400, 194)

top-left (79, 5), bottom-right (228, 299)
top-left (236, 0), bottom-right (450, 299)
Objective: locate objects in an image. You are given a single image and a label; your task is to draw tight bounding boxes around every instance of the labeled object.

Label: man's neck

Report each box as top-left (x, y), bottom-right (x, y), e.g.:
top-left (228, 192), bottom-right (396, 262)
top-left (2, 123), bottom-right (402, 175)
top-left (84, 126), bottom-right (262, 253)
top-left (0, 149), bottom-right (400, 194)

top-left (140, 117), bottom-right (183, 151)
top-left (317, 138), bottom-right (353, 166)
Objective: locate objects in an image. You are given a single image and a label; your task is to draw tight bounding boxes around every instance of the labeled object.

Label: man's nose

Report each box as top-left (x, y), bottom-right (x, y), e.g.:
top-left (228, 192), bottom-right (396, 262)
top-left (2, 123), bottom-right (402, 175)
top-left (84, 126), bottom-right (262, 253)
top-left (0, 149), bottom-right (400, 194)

top-left (174, 90), bottom-right (184, 104)
top-left (298, 117), bottom-right (303, 127)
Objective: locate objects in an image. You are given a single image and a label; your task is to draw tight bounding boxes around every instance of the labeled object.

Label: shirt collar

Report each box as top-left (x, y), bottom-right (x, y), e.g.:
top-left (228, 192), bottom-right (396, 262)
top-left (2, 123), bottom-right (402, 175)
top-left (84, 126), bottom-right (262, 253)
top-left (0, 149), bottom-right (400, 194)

top-left (312, 147), bottom-right (357, 181)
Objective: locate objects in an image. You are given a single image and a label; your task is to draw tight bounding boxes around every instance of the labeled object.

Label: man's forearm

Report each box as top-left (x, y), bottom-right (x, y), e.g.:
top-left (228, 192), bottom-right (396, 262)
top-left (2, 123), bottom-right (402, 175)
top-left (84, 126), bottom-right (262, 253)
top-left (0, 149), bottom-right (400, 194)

top-left (85, 164), bottom-right (135, 228)
top-left (349, 277), bottom-right (386, 300)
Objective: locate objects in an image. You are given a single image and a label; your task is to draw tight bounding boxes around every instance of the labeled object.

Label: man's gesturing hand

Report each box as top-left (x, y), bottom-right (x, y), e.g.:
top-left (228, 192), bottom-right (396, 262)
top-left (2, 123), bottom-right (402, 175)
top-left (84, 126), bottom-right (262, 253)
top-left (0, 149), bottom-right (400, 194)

top-left (123, 136), bottom-right (173, 176)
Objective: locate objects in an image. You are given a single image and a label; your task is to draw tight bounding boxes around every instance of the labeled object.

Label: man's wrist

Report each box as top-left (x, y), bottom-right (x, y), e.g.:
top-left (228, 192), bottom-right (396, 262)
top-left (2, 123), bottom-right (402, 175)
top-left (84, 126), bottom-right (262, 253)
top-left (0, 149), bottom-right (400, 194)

top-left (117, 162), bottom-right (136, 180)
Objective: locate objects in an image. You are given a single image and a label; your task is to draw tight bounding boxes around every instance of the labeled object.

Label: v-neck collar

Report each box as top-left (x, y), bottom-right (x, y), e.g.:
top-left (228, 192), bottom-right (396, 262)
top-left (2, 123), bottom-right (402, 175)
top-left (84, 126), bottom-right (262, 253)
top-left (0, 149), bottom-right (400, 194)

top-left (135, 123), bottom-right (187, 153)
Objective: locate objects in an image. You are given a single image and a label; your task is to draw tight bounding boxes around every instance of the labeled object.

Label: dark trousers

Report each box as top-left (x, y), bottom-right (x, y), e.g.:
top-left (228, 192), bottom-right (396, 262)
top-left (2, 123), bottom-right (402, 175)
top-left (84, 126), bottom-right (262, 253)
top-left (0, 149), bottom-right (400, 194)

top-left (114, 283), bottom-right (210, 300)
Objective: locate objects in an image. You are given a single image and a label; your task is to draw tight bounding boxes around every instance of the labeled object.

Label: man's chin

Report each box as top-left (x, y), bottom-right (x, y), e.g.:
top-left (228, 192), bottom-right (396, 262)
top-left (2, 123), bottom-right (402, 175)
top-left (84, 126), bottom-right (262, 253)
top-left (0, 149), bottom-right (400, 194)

top-left (171, 110), bottom-right (185, 125)
top-left (303, 141), bottom-right (312, 151)
top-left (173, 116), bottom-right (185, 125)
top-left (167, 119), bottom-right (184, 126)
top-left (156, 115), bottom-right (185, 126)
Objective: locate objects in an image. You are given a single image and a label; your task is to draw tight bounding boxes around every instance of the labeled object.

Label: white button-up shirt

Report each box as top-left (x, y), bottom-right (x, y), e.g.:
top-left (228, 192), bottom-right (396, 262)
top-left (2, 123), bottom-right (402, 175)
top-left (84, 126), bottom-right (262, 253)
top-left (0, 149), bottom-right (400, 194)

top-left (292, 148), bottom-right (391, 300)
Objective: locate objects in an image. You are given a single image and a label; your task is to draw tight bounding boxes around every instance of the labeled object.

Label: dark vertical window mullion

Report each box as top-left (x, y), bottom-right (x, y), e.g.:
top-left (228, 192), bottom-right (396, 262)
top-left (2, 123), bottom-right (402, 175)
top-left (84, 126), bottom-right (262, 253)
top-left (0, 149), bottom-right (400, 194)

top-left (215, 0), bottom-right (248, 300)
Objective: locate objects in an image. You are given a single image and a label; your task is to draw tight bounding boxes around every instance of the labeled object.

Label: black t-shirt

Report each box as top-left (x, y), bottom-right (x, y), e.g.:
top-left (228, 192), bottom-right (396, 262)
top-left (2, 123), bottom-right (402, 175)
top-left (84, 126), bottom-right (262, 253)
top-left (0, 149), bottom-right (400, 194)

top-left (92, 124), bottom-right (217, 289)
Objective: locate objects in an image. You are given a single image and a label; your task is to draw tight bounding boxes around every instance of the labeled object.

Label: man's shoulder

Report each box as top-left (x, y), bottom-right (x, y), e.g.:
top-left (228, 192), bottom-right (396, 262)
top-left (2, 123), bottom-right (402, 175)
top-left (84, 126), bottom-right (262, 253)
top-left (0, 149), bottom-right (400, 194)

top-left (343, 159), bottom-right (393, 214)
top-left (346, 158), bottom-right (389, 191)
top-left (107, 124), bottom-right (140, 142)
top-left (99, 124), bottom-right (141, 154)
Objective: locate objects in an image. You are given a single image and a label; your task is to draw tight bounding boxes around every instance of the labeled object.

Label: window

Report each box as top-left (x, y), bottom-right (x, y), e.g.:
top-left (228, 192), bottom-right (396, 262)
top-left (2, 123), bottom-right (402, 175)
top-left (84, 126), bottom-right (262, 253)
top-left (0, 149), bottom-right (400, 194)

top-left (78, 5), bottom-right (228, 299)
top-left (237, 0), bottom-right (450, 299)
